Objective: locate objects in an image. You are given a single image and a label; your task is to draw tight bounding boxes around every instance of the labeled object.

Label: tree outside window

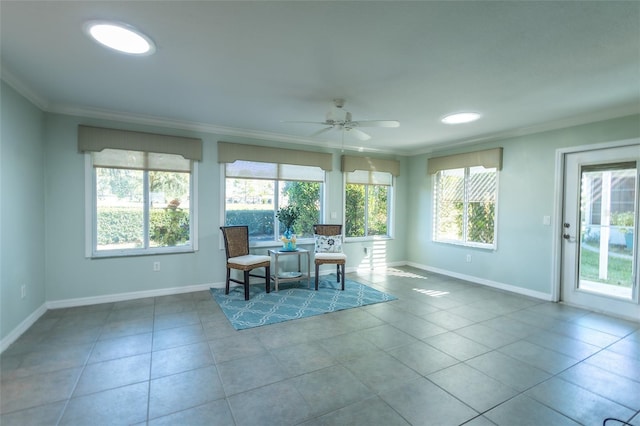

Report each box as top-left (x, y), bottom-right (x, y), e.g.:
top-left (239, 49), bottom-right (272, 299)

top-left (93, 149), bottom-right (193, 255)
top-left (434, 166), bottom-right (497, 247)
top-left (223, 161), bottom-right (323, 242)
top-left (345, 170), bottom-right (392, 238)
top-left (281, 181), bottom-right (321, 238)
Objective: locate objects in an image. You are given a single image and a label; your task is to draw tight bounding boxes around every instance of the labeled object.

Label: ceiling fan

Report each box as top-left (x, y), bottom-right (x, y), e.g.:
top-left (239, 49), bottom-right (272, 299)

top-left (284, 99), bottom-right (399, 141)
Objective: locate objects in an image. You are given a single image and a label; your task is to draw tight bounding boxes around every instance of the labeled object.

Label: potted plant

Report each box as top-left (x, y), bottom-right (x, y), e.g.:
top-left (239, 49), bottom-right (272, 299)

top-left (276, 205), bottom-right (299, 251)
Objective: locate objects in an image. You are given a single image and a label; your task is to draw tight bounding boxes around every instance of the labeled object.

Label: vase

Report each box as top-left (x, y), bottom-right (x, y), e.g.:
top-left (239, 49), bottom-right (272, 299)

top-left (281, 227), bottom-right (297, 251)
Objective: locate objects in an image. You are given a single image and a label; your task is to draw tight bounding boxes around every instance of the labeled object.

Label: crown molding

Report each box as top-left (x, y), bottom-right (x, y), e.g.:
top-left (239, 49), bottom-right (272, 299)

top-left (1, 67), bottom-right (50, 111)
top-left (414, 103), bottom-right (640, 156)
top-left (10, 65), bottom-right (633, 159)
top-left (50, 102), bottom-right (396, 154)
top-left (1, 68), bottom-right (401, 155)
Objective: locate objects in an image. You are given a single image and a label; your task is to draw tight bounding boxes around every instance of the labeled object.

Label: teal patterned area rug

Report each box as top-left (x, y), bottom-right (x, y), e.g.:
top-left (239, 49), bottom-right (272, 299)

top-left (210, 275), bottom-right (397, 330)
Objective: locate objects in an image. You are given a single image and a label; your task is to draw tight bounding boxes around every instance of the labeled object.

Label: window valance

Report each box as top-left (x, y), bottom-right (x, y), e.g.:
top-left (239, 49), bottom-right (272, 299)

top-left (78, 125), bottom-right (203, 161)
top-left (427, 148), bottom-right (503, 174)
top-left (340, 155), bottom-right (400, 176)
top-left (217, 141), bottom-right (332, 171)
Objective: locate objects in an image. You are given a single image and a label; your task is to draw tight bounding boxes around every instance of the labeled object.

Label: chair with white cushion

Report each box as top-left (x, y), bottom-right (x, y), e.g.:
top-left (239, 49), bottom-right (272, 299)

top-left (220, 226), bottom-right (271, 300)
top-left (313, 224), bottom-right (346, 291)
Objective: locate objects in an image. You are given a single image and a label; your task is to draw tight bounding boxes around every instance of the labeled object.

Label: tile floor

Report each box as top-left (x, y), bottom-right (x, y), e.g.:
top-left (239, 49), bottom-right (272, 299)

top-left (1, 266), bottom-right (639, 425)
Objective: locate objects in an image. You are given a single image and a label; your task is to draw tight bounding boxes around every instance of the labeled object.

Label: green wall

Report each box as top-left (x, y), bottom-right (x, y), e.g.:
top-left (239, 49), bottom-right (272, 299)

top-left (407, 114), bottom-right (640, 297)
top-left (0, 82), bottom-right (46, 341)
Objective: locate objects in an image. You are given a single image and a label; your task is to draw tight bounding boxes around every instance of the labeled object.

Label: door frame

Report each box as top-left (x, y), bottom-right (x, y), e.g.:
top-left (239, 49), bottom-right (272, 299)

top-left (551, 137), bottom-right (640, 305)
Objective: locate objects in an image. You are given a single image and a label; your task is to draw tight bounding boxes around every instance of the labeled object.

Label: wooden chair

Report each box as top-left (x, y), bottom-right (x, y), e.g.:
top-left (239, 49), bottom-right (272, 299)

top-left (220, 226), bottom-right (271, 300)
top-left (313, 224), bottom-right (346, 291)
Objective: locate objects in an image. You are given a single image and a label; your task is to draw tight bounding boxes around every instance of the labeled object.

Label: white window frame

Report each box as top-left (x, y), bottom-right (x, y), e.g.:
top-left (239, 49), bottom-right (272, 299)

top-left (85, 154), bottom-right (198, 258)
top-left (221, 161), bottom-right (325, 248)
top-left (343, 171), bottom-right (395, 241)
top-left (433, 166), bottom-right (499, 249)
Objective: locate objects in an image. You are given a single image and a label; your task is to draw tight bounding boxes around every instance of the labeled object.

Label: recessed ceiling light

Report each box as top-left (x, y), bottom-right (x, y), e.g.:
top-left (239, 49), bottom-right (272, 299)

top-left (84, 21), bottom-right (155, 55)
top-left (441, 112), bottom-right (481, 124)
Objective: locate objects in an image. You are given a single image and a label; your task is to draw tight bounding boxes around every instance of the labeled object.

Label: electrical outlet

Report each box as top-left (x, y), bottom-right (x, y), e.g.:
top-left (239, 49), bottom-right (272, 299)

top-left (466, 254), bottom-right (472, 263)
top-left (153, 262), bottom-right (160, 271)
top-left (21, 284), bottom-right (26, 299)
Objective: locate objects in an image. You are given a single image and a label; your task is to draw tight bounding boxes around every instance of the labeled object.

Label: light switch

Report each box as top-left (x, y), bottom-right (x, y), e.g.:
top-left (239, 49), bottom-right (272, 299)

top-left (543, 215), bottom-right (551, 226)
top-left (330, 211), bottom-right (337, 219)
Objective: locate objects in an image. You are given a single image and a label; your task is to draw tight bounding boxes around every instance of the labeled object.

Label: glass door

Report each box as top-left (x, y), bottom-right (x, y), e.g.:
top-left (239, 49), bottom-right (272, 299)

top-left (561, 144), bottom-right (639, 318)
top-left (577, 164), bottom-right (636, 299)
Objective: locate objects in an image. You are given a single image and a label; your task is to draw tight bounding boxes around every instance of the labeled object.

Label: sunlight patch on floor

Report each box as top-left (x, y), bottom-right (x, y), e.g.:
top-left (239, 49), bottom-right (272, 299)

top-left (413, 288), bottom-right (449, 297)
top-left (385, 267), bottom-right (429, 280)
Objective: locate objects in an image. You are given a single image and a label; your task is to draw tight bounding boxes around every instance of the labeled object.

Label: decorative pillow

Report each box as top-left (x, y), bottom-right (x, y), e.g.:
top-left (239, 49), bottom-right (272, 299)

top-left (314, 234), bottom-right (342, 253)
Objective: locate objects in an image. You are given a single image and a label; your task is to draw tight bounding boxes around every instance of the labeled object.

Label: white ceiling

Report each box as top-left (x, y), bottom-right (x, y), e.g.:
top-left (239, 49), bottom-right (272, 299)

top-left (2, 1), bottom-right (639, 155)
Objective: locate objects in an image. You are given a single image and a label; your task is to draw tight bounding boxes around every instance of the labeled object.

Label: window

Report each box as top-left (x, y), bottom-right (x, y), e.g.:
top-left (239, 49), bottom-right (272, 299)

top-left (429, 148), bottom-right (502, 249)
top-left (345, 170), bottom-right (393, 238)
top-left (79, 125), bottom-right (202, 257)
top-left (341, 155), bottom-right (400, 239)
top-left (433, 166), bottom-right (498, 247)
top-left (218, 142), bottom-right (332, 244)
top-left (585, 170), bottom-right (636, 225)
top-left (90, 149), bottom-right (195, 255)
top-left (224, 160), bottom-right (324, 242)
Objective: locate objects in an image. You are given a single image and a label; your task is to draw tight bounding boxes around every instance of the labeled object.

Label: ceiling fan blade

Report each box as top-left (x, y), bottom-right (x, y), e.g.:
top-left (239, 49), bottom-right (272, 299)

top-left (281, 120), bottom-right (329, 125)
top-left (352, 120), bottom-right (400, 128)
top-left (310, 126), bottom-right (334, 138)
top-left (347, 127), bottom-right (372, 141)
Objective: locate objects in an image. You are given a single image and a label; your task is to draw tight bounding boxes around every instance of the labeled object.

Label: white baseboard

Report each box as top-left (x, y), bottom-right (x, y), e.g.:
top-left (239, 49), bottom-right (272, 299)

top-left (405, 261), bottom-right (554, 301)
top-left (44, 267), bottom-right (392, 311)
top-left (46, 282), bottom-right (225, 309)
top-left (0, 303), bottom-right (48, 353)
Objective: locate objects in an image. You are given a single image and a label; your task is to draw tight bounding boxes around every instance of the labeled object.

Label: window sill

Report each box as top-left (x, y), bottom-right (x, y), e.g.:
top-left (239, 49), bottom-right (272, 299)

top-left (91, 246), bottom-right (195, 259)
top-left (433, 239), bottom-right (496, 250)
top-left (248, 236), bottom-right (393, 250)
top-left (250, 238), bottom-right (315, 250)
top-left (345, 235), bottom-right (392, 243)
